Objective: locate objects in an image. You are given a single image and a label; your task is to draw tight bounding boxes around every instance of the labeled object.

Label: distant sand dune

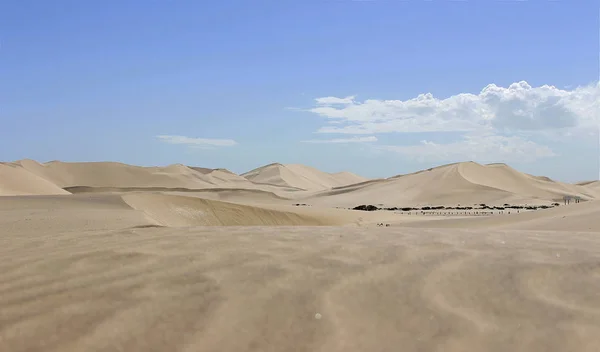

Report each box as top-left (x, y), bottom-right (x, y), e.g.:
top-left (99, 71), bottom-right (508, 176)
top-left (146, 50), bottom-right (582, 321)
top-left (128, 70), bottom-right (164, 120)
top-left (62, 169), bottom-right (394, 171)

top-left (0, 163), bottom-right (70, 196)
top-left (307, 162), bottom-right (593, 208)
top-left (5, 160), bottom-right (304, 195)
top-left (65, 186), bottom-right (286, 199)
top-left (458, 162), bottom-right (593, 200)
top-left (579, 180), bottom-right (600, 191)
top-left (16, 160), bottom-right (219, 189)
top-left (329, 171), bottom-right (369, 185)
top-left (166, 188), bottom-right (295, 206)
top-left (242, 163), bottom-right (368, 191)
top-left (4, 160), bottom-right (594, 209)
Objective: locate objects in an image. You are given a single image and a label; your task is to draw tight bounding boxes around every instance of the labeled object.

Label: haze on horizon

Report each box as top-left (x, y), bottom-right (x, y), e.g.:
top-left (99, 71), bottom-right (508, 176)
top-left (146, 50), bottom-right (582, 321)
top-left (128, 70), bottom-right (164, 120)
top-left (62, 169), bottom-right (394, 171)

top-left (1, 1), bottom-right (599, 182)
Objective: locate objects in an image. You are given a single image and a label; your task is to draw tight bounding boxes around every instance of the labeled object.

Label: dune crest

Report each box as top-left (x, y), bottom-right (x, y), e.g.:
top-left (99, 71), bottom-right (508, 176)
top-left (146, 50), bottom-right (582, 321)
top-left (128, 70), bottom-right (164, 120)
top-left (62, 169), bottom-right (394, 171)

top-left (242, 163), bottom-right (368, 191)
top-left (307, 161), bottom-right (593, 208)
top-left (2, 160), bottom-right (596, 211)
top-left (121, 193), bottom-right (330, 226)
top-left (16, 160), bottom-right (219, 189)
top-left (8, 160), bottom-right (294, 194)
top-left (0, 162), bottom-right (70, 196)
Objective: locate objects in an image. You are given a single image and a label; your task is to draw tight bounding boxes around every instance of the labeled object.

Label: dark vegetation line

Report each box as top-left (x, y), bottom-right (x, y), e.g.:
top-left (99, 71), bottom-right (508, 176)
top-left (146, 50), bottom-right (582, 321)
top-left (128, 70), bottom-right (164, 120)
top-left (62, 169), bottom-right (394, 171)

top-left (351, 203), bottom-right (561, 212)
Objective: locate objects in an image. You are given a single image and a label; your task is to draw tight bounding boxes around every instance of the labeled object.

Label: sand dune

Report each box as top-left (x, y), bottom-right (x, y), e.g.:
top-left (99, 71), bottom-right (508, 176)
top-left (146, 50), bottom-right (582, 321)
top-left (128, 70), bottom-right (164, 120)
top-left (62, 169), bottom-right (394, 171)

top-left (121, 193), bottom-right (333, 226)
top-left (242, 163), bottom-right (367, 191)
top-left (329, 171), bottom-right (369, 185)
top-left (15, 160), bottom-right (221, 189)
top-left (578, 180), bottom-right (600, 193)
top-left (188, 166), bottom-right (256, 185)
top-left (7, 160), bottom-right (590, 209)
top-left (166, 188), bottom-right (295, 206)
top-left (8, 160), bottom-right (302, 195)
top-left (0, 192), bottom-right (344, 228)
top-left (0, 163), bottom-right (70, 196)
top-left (3, 159), bottom-right (600, 351)
top-left (0, 194), bottom-right (154, 233)
top-left (307, 162), bottom-right (592, 208)
top-left (1, 159), bottom-right (364, 198)
top-left (459, 162), bottom-right (593, 200)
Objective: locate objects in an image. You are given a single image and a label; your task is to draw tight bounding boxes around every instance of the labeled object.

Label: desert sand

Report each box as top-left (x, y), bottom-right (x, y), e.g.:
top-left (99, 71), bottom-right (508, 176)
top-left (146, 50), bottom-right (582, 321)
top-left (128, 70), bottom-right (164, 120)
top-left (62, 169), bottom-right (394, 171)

top-left (241, 163), bottom-right (368, 191)
top-left (2, 159), bottom-right (600, 351)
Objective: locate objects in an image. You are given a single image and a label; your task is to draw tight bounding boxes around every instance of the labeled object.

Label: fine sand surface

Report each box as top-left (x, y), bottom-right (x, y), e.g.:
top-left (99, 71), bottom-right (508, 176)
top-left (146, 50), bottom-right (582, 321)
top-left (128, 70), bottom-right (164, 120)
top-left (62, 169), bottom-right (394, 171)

top-left (2, 223), bottom-right (600, 351)
top-left (400, 199), bottom-right (600, 232)
top-left (2, 159), bottom-right (600, 351)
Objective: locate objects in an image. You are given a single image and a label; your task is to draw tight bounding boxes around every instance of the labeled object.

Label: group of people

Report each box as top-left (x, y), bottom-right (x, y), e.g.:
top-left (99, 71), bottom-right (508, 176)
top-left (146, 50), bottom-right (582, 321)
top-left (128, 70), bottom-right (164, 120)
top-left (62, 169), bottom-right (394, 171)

top-left (564, 196), bottom-right (581, 205)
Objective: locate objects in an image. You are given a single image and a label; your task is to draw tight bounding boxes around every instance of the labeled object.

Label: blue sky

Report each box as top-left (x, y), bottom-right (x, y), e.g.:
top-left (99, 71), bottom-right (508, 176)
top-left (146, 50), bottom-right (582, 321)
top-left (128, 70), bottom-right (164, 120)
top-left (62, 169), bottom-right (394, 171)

top-left (1, 0), bottom-right (598, 182)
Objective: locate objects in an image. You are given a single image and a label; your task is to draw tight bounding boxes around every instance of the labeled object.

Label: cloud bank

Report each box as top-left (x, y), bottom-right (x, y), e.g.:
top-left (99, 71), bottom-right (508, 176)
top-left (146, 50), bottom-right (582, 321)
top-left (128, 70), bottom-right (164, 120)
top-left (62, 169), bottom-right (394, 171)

top-left (309, 81), bottom-right (599, 134)
top-left (305, 81), bottom-right (599, 162)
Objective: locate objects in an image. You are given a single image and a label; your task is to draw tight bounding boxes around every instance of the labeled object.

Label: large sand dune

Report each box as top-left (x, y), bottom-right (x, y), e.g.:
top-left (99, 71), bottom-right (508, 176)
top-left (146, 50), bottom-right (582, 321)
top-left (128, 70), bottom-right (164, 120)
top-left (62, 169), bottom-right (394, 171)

top-left (16, 160), bottom-right (223, 189)
top-left (0, 163), bottom-right (70, 196)
top-left (0, 192), bottom-right (345, 229)
top-left (121, 193), bottom-right (334, 226)
top-left (329, 170), bottom-right (369, 186)
top-left (308, 162), bottom-right (593, 208)
top-left (242, 163), bottom-right (368, 191)
top-left (5, 160), bottom-right (300, 195)
top-left (578, 180), bottom-right (600, 193)
top-left (5, 160), bottom-right (590, 209)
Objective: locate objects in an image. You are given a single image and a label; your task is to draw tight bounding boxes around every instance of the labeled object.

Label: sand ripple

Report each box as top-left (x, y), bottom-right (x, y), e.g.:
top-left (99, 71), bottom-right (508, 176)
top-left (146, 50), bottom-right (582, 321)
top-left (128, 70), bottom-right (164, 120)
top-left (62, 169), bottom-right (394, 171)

top-left (2, 227), bottom-right (600, 351)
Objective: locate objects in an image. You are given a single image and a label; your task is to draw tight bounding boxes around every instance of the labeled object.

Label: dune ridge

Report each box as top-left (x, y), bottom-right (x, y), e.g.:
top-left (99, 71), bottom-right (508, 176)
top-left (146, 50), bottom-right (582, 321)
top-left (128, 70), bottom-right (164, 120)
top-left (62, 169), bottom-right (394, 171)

top-left (457, 162), bottom-right (593, 201)
top-left (0, 162), bottom-right (70, 196)
top-left (0, 192), bottom-right (345, 231)
top-left (121, 193), bottom-right (332, 227)
top-left (242, 163), bottom-right (368, 191)
top-left (5, 159), bottom-right (593, 209)
top-left (4, 160), bottom-right (304, 195)
top-left (15, 160), bottom-right (220, 189)
top-left (307, 161), bottom-right (594, 208)
top-left (17, 160), bottom-right (264, 189)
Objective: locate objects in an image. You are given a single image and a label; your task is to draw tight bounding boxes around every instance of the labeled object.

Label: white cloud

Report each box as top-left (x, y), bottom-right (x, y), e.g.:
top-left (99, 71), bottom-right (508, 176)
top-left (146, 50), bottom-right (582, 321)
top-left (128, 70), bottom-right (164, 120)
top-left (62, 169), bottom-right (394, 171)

top-left (307, 81), bottom-right (599, 134)
top-left (302, 136), bottom-right (378, 144)
top-left (377, 133), bottom-right (557, 163)
top-left (315, 95), bottom-right (356, 106)
top-left (156, 135), bottom-right (237, 149)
